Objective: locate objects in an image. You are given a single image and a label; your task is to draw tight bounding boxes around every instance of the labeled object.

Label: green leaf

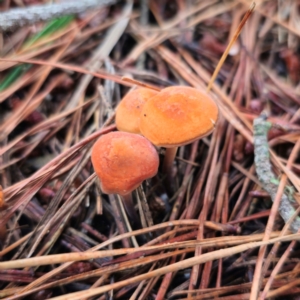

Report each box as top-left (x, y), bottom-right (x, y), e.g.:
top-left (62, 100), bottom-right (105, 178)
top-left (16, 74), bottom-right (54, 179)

top-left (0, 64), bottom-right (31, 91)
top-left (0, 15), bottom-right (74, 91)
top-left (25, 15), bottom-right (74, 48)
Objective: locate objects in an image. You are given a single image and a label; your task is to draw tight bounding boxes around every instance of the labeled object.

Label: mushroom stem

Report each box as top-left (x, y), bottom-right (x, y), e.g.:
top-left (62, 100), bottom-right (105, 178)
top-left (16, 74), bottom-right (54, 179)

top-left (162, 147), bottom-right (178, 188)
top-left (121, 193), bottom-right (140, 225)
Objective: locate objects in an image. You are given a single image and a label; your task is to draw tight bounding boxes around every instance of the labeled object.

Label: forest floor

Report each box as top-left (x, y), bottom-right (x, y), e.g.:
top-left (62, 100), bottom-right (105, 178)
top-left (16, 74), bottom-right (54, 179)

top-left (1, 0), bottom-right (300, 299)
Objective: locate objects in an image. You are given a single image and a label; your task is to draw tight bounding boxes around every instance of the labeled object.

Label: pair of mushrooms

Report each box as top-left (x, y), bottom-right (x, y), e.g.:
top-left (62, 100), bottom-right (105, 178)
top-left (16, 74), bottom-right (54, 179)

top-left (91, 86), bottom-right (218, 219)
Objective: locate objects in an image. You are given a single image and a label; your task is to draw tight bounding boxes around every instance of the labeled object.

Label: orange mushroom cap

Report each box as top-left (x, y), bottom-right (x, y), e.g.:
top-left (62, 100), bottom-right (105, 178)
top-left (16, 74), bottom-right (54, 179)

top-left (139, 86), bottom-right (219, 147)
top-left (91, 131), bottom-right (159, 196)
top-left (115, 88), bottom-right (158, 134)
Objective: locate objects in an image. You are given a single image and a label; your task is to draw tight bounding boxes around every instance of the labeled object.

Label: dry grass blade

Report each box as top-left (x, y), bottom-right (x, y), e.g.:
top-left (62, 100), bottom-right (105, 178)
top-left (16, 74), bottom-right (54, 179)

top-left (207, 2), bottom-right (256, 91)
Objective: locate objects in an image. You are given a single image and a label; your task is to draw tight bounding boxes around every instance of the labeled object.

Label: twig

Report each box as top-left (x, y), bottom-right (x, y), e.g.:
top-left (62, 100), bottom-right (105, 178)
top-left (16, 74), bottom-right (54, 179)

top-left (0, 0), bottom-right (116, 32)
top-left (206, 2), bottom-right (256, 92)
top-left (253, 113), bottom-right (300, 233)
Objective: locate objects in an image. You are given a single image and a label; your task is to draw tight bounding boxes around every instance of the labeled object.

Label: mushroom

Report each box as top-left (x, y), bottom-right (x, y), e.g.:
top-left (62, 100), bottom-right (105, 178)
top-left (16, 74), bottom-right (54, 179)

top-left (91, 131), bottom-right (159, 223)
top-left (115, 88), bottom-right (158, 134)
top-left (139, 86), bottom-right (218, 184)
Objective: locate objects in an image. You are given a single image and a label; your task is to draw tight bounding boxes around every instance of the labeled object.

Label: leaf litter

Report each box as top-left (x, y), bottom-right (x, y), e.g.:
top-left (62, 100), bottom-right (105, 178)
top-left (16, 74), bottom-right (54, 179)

top-left (0, 0), bottom-right (300, 299)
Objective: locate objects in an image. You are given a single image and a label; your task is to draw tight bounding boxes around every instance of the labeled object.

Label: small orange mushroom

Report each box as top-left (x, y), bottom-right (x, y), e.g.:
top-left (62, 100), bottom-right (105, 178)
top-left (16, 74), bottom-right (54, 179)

top-left (0, 185), bottom-right (7, 211)
top-left (139, 86), bottom-right (218, 185)
top-left (91, 131), bottom-right (159, 222)
top-left (115, 88), bottom-right (158, 134)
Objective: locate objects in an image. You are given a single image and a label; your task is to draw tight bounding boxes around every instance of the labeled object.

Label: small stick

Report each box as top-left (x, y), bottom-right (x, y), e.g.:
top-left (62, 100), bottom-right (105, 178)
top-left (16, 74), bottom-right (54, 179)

top-left (0, 0), bottom-right (116, 32)
top-left (253, 113), bottom-right (300, 233)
